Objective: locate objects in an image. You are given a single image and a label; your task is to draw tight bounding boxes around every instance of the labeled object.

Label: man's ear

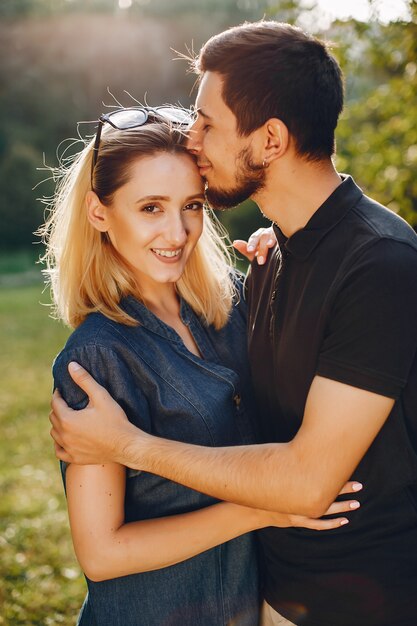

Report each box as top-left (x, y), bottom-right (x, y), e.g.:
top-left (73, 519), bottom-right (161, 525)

top-left (263, 119), bottom-right (289, 166)
top-left (85, 190), bottom-right (109, 232)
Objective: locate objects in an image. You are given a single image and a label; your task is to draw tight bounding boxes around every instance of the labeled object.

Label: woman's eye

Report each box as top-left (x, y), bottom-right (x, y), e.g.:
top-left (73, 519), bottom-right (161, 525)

top-left (184, 202), bottom-right (204, 212)
top-left (141, 205), bottom-right (161, 214)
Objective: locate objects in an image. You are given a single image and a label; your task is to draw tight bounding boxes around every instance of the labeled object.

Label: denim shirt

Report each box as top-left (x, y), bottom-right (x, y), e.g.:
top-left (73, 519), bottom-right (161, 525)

top-left (53, 278), bottom-right (260, 626)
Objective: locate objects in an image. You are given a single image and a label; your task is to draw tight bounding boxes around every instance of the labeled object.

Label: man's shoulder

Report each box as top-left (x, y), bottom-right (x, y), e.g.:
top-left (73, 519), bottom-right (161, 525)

top-left (352, 193), bottom-right (417, 251)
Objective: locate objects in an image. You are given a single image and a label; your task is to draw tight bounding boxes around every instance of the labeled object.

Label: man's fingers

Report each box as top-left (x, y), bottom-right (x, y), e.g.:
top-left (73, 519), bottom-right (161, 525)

top-left (51, 391), bottom-right (71, 416)
top-left (53, 441), bottom-right (72, 464)
top-left (67, 361), bottom-right (108, 403)
top-left (50, 424), bottom-right (65, 448)
top-left (338, 480), bottom-right (363, 495)
top-left (232, 239), bottom-right (255, 261)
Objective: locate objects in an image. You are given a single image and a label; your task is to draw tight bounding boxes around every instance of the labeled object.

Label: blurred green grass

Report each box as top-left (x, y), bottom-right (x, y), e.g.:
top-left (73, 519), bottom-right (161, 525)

top-left (0, 284), bottom-right (85, 625)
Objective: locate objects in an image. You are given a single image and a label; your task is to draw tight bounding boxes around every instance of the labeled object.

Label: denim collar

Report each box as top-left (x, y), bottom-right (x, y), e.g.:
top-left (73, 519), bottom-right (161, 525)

top-left (122, 295), bottom-right (193, 343)
top-left (121, 294), bottom-right (225, 362)
top-left (273, 175), bottom-right (363, 261)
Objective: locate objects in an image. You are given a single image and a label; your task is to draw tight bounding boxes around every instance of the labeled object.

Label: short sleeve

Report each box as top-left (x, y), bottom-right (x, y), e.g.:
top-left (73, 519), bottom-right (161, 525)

top-left (317, 239), bottom-right (417, 398)
top-left (53, 343), bottom-right (150, 428)
top-left (53, 342), bottom-right (151, 481)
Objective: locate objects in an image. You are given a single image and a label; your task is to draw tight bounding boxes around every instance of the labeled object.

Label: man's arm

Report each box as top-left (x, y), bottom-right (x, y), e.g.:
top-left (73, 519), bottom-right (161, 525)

top-left (51, 364), bottom-right (384, 517)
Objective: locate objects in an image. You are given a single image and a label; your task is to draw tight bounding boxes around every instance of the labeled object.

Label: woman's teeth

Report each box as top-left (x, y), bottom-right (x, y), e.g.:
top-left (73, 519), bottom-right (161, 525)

top-left (152, 249), bottom-right (182, 258)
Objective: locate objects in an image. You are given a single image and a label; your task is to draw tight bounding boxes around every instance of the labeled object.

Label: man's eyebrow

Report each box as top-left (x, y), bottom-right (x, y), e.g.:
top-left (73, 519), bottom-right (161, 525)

top-left (196, 108), bottom-right (212, 121)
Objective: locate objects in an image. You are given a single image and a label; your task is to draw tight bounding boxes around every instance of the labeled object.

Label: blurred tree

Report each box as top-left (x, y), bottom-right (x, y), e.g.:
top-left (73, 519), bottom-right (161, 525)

top-left (0, 0), bottom-right (415, 253)
top-left (334, 1), bottom-right (417, 227)
top-left (0, 143), bottom-right (44, 248)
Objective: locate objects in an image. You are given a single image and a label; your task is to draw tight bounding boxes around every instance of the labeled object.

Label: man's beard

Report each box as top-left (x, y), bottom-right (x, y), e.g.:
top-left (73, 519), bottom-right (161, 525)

top-left (205, 146), bottom-right (266, 210)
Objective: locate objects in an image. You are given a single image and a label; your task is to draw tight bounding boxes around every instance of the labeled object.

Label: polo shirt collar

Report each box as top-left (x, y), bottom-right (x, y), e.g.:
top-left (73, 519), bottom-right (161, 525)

top-left (273, 175), bottom-right (363, 260)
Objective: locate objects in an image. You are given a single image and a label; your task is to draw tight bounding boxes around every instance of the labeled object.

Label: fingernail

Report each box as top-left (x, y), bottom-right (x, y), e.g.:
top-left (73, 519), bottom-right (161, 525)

top-left (247, 245), bottom-right (255, 252)
top-left (350, 501), bottom-right (360, 509)
top-left (267, 239), bottom-right (275, 246)
top-left (340, 519), bottom-right (349, 526)
top-left (257, 256), bottom-right (264, 265)
top-left (68, 362), bottom-right (81, 372)
top-left (352, 482), bottom-right (363, 491)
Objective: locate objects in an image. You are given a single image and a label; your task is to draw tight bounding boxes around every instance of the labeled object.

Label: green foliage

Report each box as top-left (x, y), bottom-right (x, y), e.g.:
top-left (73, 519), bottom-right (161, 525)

top-left (0, 0), bottom-right (416, 248)
top-left (0, 285), bottom-right (83, 626)
top-left (218, 199), bottom-right (270, 244)
top-left (334, 4), bottom-right (417, 227)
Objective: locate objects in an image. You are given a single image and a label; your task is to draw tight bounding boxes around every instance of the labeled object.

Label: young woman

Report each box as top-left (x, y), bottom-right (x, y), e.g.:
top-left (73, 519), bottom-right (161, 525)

top-left (42, 107), bottom-right (359, 626)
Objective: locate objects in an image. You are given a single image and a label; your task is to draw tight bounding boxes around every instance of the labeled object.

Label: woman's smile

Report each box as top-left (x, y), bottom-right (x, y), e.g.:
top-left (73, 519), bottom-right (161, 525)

top-left (151, 247), bottom-right (184, 262)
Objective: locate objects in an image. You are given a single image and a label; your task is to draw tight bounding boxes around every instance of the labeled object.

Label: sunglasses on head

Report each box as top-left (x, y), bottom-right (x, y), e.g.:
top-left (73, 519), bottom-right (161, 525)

top-left (90, 106), bottom-right (194, 187)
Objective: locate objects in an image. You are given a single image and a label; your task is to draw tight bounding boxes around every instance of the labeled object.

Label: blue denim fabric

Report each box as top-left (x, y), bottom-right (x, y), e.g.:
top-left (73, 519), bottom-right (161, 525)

top-left (53, 278), bottom-right (260, 626)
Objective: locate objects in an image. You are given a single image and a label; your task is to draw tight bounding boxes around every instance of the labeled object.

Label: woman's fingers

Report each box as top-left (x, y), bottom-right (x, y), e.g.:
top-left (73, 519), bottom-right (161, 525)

top-left (233, 227), bottom-right (276, 265)
top-left (303, 516), bottom-right (349, 531)
top-left (252, 231), bottom-right (276, 266)
top-left (246, 227), bottom-right (276, 265)
top-left (232, 239), bottom-right (254, 261)
top-left (338, 480), bottom-right (363, 495)
top-left (324, 500), bottom-right (360, 516)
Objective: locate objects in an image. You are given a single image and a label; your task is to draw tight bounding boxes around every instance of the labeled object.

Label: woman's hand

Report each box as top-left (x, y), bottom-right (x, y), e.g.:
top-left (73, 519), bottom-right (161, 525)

top-left (233, 226), bottom-right (276, 265)
top-left (255, 480), bottom-right (362, 530)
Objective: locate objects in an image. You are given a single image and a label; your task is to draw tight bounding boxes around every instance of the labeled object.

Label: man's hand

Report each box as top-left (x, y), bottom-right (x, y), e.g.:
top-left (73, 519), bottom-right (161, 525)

top-left (50, 362), bottom-right (140, 465)
top-left (233, 226), bottom-right (276, 265)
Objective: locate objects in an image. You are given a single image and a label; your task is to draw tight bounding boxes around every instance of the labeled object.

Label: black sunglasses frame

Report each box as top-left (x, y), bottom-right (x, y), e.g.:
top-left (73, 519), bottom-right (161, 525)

top-left (90, 106), bottom-right (193, 188)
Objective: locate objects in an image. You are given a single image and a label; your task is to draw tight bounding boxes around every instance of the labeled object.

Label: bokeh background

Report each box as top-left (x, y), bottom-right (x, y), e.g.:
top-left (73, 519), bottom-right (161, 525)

top-left (0, 1), bottom-right (416, 624)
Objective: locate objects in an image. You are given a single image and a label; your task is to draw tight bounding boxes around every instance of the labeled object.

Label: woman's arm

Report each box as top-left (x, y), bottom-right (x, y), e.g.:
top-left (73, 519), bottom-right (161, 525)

top-left (66, 461), bottom-right (359, 582)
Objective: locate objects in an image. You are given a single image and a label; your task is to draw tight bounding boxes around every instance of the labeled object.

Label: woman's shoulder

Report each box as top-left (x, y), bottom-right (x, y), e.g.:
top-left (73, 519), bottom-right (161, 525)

top-left (53, 313), bottom-right (132, 385)
top-left (52, 312), bottom-right (141, 409)
top-left (59, 310), bottom-right (138, 356)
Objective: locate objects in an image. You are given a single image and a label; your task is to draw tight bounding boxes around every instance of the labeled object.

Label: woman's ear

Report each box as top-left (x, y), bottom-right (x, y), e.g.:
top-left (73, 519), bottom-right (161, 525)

top-left (263, 119), bottom-right (289, 166)
top-left (85, 190), bottom-right (109, 233)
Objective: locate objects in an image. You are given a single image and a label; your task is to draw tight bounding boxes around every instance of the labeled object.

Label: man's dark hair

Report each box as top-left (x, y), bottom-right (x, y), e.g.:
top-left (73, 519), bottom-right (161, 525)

top-left (193, 21), bottom-right (344, 161)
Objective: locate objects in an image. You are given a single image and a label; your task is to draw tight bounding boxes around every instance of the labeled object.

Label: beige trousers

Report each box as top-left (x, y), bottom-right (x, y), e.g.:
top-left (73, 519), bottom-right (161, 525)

top-left (260, 601), bottom-right (297, 626)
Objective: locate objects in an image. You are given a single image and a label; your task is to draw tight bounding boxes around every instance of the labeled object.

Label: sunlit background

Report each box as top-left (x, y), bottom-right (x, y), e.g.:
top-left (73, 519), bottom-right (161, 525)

top-left (0, 1), bottom-right (416, 624)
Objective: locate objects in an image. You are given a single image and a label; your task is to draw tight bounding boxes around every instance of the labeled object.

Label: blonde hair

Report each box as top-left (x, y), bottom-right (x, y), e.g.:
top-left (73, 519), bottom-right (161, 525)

top-left (39, 120), bottom-right (236, 330)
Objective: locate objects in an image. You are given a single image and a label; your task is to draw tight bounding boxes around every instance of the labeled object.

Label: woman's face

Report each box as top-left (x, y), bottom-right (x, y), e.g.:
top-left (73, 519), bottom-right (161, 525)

top-left (93, 152), bottom-right (205, 292)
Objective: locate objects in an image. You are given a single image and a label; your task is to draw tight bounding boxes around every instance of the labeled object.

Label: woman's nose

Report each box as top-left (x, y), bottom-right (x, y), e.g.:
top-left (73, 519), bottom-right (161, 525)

top-left (166, 214), bottom-right (188, 246)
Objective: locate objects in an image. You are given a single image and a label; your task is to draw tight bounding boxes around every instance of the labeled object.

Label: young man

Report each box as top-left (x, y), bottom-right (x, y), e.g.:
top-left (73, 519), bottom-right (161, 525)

top-left (50, 22), bottom-right (417, 626)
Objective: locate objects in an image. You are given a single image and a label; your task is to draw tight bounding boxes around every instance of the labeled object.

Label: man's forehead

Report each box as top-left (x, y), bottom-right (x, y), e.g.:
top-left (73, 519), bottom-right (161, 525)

top-left (195, 71), bottom-right (223, 110)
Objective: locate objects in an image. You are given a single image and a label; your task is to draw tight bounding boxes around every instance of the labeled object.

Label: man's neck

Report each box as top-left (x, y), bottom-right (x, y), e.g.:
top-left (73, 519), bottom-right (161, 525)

top-left (254, 157), bottom-right (342, 237)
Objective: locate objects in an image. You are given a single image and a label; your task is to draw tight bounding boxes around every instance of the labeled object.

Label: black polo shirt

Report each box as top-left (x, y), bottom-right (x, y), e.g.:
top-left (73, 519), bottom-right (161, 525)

top-left (247, 176), bottom-right (417, 626)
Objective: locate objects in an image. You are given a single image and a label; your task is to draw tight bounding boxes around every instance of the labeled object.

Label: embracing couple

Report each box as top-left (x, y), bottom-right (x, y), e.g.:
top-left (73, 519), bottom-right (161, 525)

top-left (44, 20), bottom-right (417, 626)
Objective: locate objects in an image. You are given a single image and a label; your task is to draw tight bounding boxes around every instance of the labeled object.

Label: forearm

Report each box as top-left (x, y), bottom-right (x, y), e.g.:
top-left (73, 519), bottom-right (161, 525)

top-left (115, 379), bottom-right (394, 516)
top-left (81, 501), bottom-right (262, 582)
top-left (118, 433), bottom-right (320, 516)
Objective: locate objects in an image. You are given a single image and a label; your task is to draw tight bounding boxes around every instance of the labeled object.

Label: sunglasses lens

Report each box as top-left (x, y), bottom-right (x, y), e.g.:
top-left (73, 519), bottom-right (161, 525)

top-left (155, 107), bottom-right (193, 124)
top-left (108, 109), bottom-right (148, 129)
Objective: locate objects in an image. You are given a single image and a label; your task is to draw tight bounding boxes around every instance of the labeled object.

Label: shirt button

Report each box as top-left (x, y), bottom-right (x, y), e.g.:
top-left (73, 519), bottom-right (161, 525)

top-left (233, 394), bottom-right (241, 408)
top-left (271, 290), bottom-right (277, 302)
